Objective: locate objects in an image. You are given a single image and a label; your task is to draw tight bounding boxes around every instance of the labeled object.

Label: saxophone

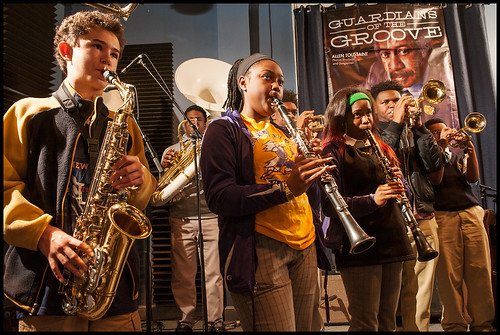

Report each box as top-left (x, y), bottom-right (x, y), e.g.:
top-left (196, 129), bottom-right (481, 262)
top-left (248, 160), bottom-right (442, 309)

top-left (272, 97), bottom-right (376, 254)
top-left (364, 129), bottom-right (438, 262)
top-left (150, 119), bottom-right (201, 207)
top-left (58, 69), bottom-right (152, 320)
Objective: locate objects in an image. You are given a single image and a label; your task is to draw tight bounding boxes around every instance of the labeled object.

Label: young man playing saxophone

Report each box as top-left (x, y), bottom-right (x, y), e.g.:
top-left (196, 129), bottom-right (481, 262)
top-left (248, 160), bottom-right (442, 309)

top-left (3, 10), bottom-right (156, 332)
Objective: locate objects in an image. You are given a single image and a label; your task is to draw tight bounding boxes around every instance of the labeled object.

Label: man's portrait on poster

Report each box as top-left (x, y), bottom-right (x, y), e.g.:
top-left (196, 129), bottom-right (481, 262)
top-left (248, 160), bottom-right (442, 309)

top-left (323, 4), bottom-right (459, 130)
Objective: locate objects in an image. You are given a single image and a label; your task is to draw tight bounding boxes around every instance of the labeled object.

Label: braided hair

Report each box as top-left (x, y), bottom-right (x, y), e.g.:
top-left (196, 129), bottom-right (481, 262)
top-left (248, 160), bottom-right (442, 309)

top-left (223, 53), bottom-right (274, 112)
top-left (223, 58), bottom-right (245, 112)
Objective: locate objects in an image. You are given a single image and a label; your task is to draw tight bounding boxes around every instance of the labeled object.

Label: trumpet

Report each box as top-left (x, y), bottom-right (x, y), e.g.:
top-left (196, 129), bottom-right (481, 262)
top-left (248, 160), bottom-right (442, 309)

top-left (303, 115), bottom-right (324, 139)
top-left (406, 79), bottom-right (447, 127)
top-left (448, 112), bottom-right (486, 149)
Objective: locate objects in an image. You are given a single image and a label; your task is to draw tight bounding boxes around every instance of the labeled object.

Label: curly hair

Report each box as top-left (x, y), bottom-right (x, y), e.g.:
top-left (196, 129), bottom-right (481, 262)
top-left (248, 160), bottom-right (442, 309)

top-left (369, 80), bottom-right (403, 100)
top-left (54, 10), bottom-right (126, 74)
top-left (282, 89), bottom-right (298, 106)
top-left (424, 117), bottom-right (446, 129)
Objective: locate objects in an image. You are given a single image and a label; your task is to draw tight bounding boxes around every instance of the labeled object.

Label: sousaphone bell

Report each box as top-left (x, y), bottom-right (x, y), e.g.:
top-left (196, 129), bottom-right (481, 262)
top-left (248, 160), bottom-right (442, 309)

top-left (175, 58), bottom-right (232, 118)
top-left (151, 58), bottom-right (231, 206)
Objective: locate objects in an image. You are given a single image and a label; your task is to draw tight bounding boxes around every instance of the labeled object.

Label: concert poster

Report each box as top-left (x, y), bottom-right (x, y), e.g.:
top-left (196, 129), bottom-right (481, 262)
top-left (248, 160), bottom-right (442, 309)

top-left (323, 3), bottom-right (460, 129)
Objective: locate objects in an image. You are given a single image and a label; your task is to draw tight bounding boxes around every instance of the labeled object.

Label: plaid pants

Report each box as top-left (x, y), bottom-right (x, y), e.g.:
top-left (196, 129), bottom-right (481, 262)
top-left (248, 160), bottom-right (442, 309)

top-left (18, 310), bottom-right (142, 332)
top-left (230, 233), bottom-right (318, 331)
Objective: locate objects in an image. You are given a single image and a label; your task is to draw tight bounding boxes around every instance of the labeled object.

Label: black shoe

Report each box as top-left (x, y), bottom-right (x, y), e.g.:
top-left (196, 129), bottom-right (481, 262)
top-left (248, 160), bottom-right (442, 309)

top-left (175, 323), bottom-right (193, 332)
top-left (208, 322), bottom-right (225, 332)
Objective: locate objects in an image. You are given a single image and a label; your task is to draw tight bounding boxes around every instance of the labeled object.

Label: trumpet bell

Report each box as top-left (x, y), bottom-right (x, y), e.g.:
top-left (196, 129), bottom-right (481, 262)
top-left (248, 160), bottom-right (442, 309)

top-left (464, 112), bottom-right (486, 133)
top-left (175, 58), bottom-right (231, 117)
top-left (422, 79), bottom-right (447, 105)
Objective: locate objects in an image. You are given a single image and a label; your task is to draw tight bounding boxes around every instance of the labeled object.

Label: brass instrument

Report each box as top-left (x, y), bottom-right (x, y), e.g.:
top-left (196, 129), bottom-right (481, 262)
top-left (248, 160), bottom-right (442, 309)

top-left (58, 69), bottom-right (152, 320)
top-left (175, 58), bottom-right (232, 118)
top-left (448, 112), bottom-right (486, 149)
top-left (303, 115), bottom-right (324, 139)
top-left (84, 3), bottom-right (139, 20)
top-left (150, 120), bottom-right (201, 207)
top-left (150, 58), bottom-right (231, 206)
top-left (365, 129), bottom-right (438, 262)
top-left (407, 79), bottom-right (447, 127)
top-left (273, 97), bottom-right (376, 254)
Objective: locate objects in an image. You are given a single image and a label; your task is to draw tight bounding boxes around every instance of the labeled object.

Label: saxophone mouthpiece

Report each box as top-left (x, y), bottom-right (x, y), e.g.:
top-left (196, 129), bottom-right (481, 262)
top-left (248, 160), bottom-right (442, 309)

top-left (103, 69), bottom-right (119, 84)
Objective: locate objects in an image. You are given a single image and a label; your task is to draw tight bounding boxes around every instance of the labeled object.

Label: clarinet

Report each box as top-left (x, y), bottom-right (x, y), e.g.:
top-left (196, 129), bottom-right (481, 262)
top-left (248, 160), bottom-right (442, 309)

top-left (364, 129), bottom-right (438, 262)
top-left (272, 97), bottom-right (375, 254)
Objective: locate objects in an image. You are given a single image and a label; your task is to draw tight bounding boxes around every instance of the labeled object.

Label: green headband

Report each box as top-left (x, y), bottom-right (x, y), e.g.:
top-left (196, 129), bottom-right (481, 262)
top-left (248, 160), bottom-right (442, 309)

top-left (349, 92), bottom-right (370, 106)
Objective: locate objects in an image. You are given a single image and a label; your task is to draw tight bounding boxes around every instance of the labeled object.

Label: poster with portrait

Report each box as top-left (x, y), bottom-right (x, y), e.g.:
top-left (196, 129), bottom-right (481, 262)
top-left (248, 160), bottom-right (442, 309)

top-left (323, 3), bottom-right (459, 129)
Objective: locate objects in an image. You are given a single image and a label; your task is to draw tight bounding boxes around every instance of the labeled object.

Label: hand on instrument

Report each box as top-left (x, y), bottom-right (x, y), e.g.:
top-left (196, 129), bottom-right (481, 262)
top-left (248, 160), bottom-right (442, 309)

top-left (161, 148), bottom-right (176, 169)
top-left (297, 110), bottom-right (315, 130)
top-left (308, 137), bottom-right (322, 155)
top-left (437, 126), bottom-right (454, 147)
top-left (37, 225), bottom-right (94, 283)
top-left (393, 95), bottom-right (414, 124)
top-left (110, 155), bottom-right (146, 189)
top-left (373, 180), bottom-right (405, 207)
top-left (389, 166), bottom-right (403, 180)
top-left (285, 154), bottom-right (335, 197)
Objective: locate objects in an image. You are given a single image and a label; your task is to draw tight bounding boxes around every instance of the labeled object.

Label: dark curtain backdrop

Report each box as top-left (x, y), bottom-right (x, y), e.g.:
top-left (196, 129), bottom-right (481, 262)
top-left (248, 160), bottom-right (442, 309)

top-left (442, 4), bottom-right (497, 211)
top-left (294, 4), bottom-right (329, 117)
top-left (294, 3), bottom-right (497, 211)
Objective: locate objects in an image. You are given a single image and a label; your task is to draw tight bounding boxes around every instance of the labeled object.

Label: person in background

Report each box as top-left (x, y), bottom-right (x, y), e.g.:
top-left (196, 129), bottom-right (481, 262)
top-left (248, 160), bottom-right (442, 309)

top-left (200, 53), bottom-right (333, 331)
top-left (271, 88), bottom-right (318, 137)
top-left (3, 10), bottom-right (156, 332)
top-left (363, 29), bottom-right (456, 129)
top-left (321, 86), bottom-right (414, 331)
top-left (425, 118), bottom-right (495, 332)
top-left (370, 80), bottom-right (444, 331)
top-left (159, 105), bottom-right (224, 332)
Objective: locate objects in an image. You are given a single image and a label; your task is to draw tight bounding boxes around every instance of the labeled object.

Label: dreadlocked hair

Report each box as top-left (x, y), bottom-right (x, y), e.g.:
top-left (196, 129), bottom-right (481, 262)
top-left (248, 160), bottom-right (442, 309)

top-left (223, 58), bottom-right (245, 112)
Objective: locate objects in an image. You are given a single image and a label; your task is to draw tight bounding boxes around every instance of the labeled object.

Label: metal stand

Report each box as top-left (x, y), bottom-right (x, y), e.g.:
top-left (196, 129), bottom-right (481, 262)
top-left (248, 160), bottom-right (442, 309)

top-left (125, 54), bottom-right (209, 332)
top-left (131, 113), bottom-right (163, 176)
top-left (479, 184), bottom-right (497, 209)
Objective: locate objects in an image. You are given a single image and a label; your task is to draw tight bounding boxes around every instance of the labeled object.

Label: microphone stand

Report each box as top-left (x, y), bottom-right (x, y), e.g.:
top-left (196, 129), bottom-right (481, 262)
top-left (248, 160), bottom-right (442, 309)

top-left (479, 184), bottom-right (497, 209)
top-left (105, 84), bottom-right (164, 176)
top-left (132, 112), bottom-right (164, 176)
top-left (128, 54), bottom-right (209, 332)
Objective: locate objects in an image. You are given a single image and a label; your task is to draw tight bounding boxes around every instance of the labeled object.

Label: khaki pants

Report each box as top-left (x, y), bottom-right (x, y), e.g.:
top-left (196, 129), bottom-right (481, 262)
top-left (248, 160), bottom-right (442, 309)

top-left (18, 310), bottom-right (142, 332)
top-left (170, 217), bottom-right (224, 327)
top-left (434, 206), bottom-right (495, 331)
top-left (231, 233), bottom-right (318, 331)
top-left (400, 217), bottom-right (439, 331)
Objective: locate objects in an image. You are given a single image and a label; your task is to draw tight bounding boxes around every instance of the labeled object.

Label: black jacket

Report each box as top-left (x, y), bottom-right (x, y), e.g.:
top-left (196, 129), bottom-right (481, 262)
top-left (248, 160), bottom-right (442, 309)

top-left (378, 121), bottom-right (444, 214)
top-left (4, 84), bottom-right (154, 316)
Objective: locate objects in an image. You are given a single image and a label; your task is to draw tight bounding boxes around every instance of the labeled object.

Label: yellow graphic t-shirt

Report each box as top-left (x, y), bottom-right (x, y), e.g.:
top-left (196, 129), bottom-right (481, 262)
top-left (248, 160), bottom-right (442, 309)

top-left (241, 114), bottom-right (315, 250)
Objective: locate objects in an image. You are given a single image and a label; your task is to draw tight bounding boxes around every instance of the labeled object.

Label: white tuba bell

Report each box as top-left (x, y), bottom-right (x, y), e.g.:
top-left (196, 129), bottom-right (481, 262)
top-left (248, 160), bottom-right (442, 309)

top-left (150, 58), bottom-right (231, 207)
top-left (175, 58), bottom-right (231, 118)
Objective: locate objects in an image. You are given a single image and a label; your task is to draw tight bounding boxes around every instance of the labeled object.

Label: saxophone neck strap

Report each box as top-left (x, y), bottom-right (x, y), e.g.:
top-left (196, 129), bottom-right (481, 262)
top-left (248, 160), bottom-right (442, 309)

top-left (52, 84), bottom-right (106, 173)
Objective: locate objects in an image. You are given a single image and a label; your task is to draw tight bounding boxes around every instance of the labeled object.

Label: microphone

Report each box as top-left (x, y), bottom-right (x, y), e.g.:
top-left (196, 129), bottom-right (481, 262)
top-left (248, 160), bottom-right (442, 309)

top-left (121, 54), bottom-right (144, 74)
